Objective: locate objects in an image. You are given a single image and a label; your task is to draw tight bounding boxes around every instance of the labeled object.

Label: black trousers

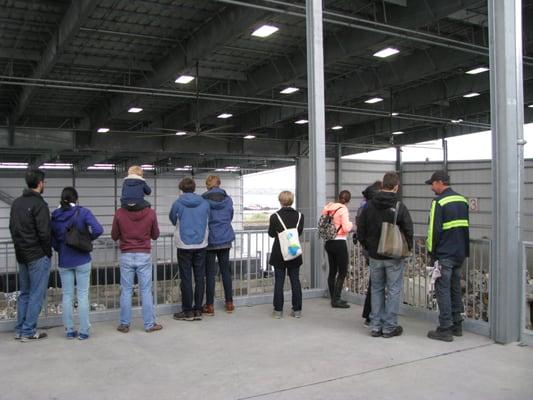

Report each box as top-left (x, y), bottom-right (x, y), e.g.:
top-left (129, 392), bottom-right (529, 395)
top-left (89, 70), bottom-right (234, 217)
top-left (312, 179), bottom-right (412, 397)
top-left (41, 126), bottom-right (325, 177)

top-left (273, 266), bottom-right (302, 312)
top-left (325, 240), bottom-right (349, 296)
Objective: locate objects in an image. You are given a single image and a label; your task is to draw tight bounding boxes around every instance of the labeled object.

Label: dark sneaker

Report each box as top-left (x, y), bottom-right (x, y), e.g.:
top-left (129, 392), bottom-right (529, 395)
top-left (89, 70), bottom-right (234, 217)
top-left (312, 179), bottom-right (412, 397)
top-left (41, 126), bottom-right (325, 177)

top-left (202, 304), bottom-right (214, 316)
top-left (452, 324), bottom-right (463, 337)
top-left (21, 332), bottom-right (48, 342)
top-left (117, 324), bottom-right (129, 333)
top-left (331, 301), bottom-right (350, 309)
top-left (66, 330), bottom-right (78, 339)
top-left (78, 333), bottom-right (90, 340)
top-left (383, 326), bottom-right (403, 338)
top-left (193, 310), bottom-right (202, 321)
top-left (173, 311), bottom-right (194, 321)
top-left (371, 330), bottom-right (383, 337)
top-left (145, 323), bottom-right (163, 333)
top-left (363, 318), bottom-right (370, 328)
top-left (427, 327), bottom-right (453, 342)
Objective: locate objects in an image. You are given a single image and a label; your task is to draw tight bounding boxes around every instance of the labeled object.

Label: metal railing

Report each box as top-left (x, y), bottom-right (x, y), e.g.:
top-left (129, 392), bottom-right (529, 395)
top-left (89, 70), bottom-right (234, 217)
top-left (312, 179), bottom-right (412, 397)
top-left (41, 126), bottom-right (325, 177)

top-left (346, 235), bottom-right (491, 323)
top-left (0, 229), bottom-right (319, 322)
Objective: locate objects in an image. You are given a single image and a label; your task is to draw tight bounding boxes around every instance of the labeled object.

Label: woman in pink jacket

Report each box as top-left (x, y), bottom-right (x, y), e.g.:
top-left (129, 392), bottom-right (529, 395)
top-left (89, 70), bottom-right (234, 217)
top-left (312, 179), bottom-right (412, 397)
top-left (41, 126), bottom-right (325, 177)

top-left (322, 190), bottom-right (353, 308)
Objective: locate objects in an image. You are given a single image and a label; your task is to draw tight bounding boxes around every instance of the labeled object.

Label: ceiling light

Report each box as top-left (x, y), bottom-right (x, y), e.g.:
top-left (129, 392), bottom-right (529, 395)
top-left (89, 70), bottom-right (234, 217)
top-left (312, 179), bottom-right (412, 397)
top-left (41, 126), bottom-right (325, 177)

top-left (128, 107), bottom-right (143, 113)
top-left (465, 67), bottom-right (489, 75)
top-left (39, 163), bottom-right (73, 170)
top-left (392, 131), bottom-right (404, 135)
top-left (244, 135), bottom-right (256, 139)
top-left (331, 125), bottom-right (343, 130)
top-left (373, 47), bottom-right (400, 58)
top-left (528, 104), bottom-right (533, 108)
top-left (0, 162), bottom-right (28, 169)
top-left (141, 164), bottom-right (155, 171)
top-left (295, 119), bottom-right (308, 125)
top-left (87, 163), bottom-right (115, 170)
top-left (175, 131), bottom-right (187, 136)
top-left (175, 75), bottom-right (195, 84)
top-left (463, 92), bottom-right (480, 98)
top-left (174, 167), bottom-right (191, 171)
top-left (97, 128), bottom-right (110, 133)
top-left (391, 112), bottom-right (399, 116)
top-left (184, 165), bottom-right (192, 168)
top-left (451, 119), bottom-right (463, 124)
top-left (217, 113), bottom-right (233, 119)
top-left (280, 87), bottom-right (299, 94)
top-left (364, 97), bottom-right (383, 104)
top-left (251, 25), bottom-right (279, 38)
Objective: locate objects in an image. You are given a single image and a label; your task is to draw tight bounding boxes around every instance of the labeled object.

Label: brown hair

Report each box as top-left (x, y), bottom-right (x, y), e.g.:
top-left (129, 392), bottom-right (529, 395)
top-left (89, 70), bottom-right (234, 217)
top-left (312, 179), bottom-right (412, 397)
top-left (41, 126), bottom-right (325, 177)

top-left (128, 165), bottom-right (143, 177)
top-left (338, 190), bottom-right (351, 204)
top-left (205, 175), bottom-right (221, 190)
top-left (382, 172), bottom-right (400, 190)
top-left (179, 177), bottom-right (196, 193)
top-left (278, 190), bottom-right (294, 207)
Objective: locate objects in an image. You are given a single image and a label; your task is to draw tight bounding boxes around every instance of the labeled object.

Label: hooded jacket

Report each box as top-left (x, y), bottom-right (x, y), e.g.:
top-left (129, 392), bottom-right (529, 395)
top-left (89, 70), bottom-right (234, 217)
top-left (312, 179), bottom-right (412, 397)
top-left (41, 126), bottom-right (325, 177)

top-left (202, 187), bottom-right (235, 248)
top-left (321, 202), bottom-right (353, 239)
top-left (169, 193), bottom-right (210, 249)
top-left (357, 191), bottom-right (414, 260)
top-left (51, 205), bottom-right (104, 268)
top-left (121, 174), bottom-right (151, 204)
top-left (111, 207), bottom-right (159, 253)
top-left (9, 189), bottom-right (52, 264)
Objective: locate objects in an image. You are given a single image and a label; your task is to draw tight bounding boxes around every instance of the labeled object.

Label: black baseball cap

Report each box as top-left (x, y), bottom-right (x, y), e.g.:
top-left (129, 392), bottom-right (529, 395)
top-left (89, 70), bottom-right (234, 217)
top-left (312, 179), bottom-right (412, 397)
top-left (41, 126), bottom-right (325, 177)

top-left (425, 170), bottom-right (450, 185)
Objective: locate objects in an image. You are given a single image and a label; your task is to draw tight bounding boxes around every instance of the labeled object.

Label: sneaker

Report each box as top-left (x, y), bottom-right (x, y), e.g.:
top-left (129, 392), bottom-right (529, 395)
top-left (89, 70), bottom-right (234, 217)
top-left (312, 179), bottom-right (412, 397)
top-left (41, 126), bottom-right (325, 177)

top-left (272, 310), bottom-right (282, 319)
top-left (452, 323), bottom-right (463, 337)
top-left (173, 311), bottom-right (195, 321)
top-left (145, 323), bottom-right (163, 333)
top-left (193, 310), bottom-right (203, 321)
top-left (225, 301), bottom-right (235, 313)
top-left (371, 330), bottom-right (383, 337)
top-left (363, 318), bottom-right (370, 327)
top-left (290, 310), bottom-right (302, 318)
top-left (117, 324), bottom-right (129, 333)
top-left (202, 304), bottom-right (214, 316)
top-left (66, 330), bottom-right (78, 339)
top-left (331, 300), bottom-right (351, 309)
top-left (427, 327), bottom-right (453, 342)
top-left (383, 326), bottom-right (403, 338)
top-left (21, 332), bottom-right (48, 342)
top-left (14, 333), bottom-right (21, 340)
top-left (78, 333), bottom-right (90, 340)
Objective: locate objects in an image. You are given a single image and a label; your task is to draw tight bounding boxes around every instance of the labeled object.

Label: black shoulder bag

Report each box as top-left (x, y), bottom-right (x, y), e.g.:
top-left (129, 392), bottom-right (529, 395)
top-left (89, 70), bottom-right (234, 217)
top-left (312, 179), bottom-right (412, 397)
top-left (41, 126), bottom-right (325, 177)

top-left (65, 208), bottom-right (93, 252)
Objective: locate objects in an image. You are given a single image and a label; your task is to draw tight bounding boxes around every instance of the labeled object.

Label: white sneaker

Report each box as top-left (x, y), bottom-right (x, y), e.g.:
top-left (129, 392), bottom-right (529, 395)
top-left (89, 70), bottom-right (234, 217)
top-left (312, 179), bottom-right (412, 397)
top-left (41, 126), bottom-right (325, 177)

top-left (272, 310), bottom-right (282, 319)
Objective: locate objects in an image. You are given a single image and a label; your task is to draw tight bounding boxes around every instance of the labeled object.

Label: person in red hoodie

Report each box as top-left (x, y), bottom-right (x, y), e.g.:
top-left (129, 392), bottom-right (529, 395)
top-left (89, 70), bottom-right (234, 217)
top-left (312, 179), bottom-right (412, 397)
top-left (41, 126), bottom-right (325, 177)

top-left (321, 190), bottom-right (353, 308)
top-left (111, 205), bottom-right (162, 333)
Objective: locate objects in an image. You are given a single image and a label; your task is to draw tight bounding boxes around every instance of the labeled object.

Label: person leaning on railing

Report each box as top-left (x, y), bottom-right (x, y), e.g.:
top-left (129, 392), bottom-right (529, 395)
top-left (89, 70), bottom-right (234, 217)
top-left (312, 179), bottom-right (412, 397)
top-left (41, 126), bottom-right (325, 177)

top-left (51, 187), bottom-right (103, 340)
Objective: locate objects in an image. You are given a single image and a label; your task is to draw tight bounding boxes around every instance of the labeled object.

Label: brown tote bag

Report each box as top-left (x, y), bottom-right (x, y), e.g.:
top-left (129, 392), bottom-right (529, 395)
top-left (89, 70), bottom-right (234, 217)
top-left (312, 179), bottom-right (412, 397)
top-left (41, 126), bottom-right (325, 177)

top-left (377, 202), bottom-right (410, 259)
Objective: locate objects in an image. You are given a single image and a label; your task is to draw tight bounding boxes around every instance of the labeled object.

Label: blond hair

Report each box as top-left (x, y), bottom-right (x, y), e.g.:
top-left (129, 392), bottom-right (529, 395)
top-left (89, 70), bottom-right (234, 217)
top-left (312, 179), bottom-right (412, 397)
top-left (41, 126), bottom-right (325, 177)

top-left (205, 175), bottom-right (221, 190)
top-left (278, 190), bottom-right (294, 207)
top-left (128, 165), bottom-right (143, 177)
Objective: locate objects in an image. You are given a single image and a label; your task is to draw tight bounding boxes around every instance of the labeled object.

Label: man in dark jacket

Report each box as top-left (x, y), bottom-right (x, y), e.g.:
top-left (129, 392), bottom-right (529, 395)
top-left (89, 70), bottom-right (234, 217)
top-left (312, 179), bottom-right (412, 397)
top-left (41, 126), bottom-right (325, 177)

top-left (357, 172), bottom-right (413, 338)
top-left (9, 169), bottom-right (52, 341)
top-left (425, 170), bottom-right (470, 342)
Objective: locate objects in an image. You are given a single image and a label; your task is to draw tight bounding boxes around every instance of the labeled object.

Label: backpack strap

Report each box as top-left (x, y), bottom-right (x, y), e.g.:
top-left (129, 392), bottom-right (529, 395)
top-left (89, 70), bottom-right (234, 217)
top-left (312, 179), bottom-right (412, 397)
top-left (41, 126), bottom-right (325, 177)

top-left (275, 213), bottom-right (288, 231)
top-left (69, 207), bottom-right (80, 229)
top-left (393, 202), bottom-right (400, 225)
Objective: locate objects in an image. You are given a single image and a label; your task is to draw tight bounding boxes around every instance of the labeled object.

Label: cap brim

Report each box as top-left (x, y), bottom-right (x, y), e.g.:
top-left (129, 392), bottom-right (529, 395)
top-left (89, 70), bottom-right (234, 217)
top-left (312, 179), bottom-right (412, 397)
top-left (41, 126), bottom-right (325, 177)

top-left (424, 179), bottom-right (433, 185)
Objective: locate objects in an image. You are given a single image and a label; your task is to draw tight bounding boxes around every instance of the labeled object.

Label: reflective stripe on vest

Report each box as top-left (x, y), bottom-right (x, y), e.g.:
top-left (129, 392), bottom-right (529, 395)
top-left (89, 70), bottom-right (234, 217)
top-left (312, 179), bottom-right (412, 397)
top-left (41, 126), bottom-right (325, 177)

top-left (438, 195), bottom-right (468, 207)
top-left (442, 219), bottom-right (469, 230)
top-left (426, 200), bottom-right (437, 252)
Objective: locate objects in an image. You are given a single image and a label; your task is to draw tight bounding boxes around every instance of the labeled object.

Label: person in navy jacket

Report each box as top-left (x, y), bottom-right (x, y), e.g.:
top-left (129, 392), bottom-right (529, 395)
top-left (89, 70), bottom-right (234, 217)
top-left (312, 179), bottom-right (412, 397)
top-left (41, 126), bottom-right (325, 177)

top-left (201, 175), bottom-right (236, 316)
top-left (51, 187), bottom-right (103, 340)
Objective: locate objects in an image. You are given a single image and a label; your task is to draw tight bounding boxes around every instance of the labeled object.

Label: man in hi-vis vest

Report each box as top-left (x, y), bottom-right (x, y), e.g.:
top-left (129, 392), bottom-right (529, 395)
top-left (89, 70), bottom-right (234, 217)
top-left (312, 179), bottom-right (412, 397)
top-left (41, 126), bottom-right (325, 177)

top-left (425, 170), bottom-right (470, 342)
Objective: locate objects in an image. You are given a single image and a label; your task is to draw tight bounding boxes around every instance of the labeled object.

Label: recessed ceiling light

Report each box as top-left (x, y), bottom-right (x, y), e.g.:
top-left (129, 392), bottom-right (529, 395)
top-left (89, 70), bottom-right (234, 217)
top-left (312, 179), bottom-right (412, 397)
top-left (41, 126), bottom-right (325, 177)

top-left (392, 131), bottom-right (404, 135)
top-left (244, 135), bottom-right (256, 139)
top-left (295, 119), bottom-right (308, 125)
top-left (128, 107), bottom-right (143, 113)
top-left (463, 92), bottom-right (480, 98)
top-left (528, 104), bottom-right (533, 108)
top-left (0, 162), bottom-right (28, 169)
top-left (217, 113), bottom-right (233, 119)
top-left (331, 125), bottom-right (343, 130)
top-left (451, 119), bottom-right (463, 124)
top-left (364, 97), bottom-right (383, 104)
top-left (280, 87), bottom-right (299, 94)
top-left (184, 165), bottom-right (192, 168)
top-left (373, 47), bottom-right (400, 58)
top-left (252, 25), bottom-right (279, 38)
top-left (466, 67), bottom-right (489, 75)
top-left (97, 128), bottom-right (110, 133)
top-left (175, 75), bottom-right (195, 84)
top-left (175, 131), bottom-right (187, 136)
top-left (88, 163), bottom-right (115, 170)
top-left (391, 112), bottom-right (399, 116)
top-left (40, 163), bottom-right (73, 170)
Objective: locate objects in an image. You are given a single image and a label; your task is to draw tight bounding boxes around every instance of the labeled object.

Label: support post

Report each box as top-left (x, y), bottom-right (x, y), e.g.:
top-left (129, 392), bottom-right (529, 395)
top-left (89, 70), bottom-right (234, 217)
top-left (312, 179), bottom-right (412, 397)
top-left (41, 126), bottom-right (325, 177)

top-left (442, 138), bottom-right (448, 172)
top-left (395, 145), bottom-right (403, 202)
top-left (306, 0), bottom-right (326, 289)
top-left (334, 144), bottom-right (342, 197)
top-left (488, 0), bottom-right (525, 344)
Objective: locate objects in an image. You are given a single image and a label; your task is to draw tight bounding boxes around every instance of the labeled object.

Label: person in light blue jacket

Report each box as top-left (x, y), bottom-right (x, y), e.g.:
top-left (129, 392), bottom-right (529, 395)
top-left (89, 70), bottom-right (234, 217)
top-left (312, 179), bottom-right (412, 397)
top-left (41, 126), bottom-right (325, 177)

top-left (201, 175), bottom-right (235, 316)
top-left (51, 187), bottom-right (103, 340)
top-left (169, 177), bottom-right (210, 321)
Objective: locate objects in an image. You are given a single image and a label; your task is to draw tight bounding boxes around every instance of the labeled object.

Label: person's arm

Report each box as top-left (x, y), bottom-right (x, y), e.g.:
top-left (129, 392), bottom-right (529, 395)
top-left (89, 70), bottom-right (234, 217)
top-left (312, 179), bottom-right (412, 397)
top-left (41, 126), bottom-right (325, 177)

top-left (111, 212), bottom-right (120, 241)
top-left (268, 214), bottom-right (278, 238)
top-left (85, 209), bottom-right (104, 240)
top-left (50, 220), bottom-right (59, 252)
top-left (151, 211), bottom-right (160, 240)
top-left (169, 202), bottom-right (178, 226)
top-left (339, 207), bottom-right (353, 233)
top-left (356, 207), bottom-right (369, 250)
top-left (426, 200), bottom-right (442, 258)
top-left (297, 212), bottom-right (304, 235)
top-left (35, 202), bottom-right (52, 257)
top-left (398, 204), bottom-right (414, 250)
top-left (143, 182), bottom-right (152, 195)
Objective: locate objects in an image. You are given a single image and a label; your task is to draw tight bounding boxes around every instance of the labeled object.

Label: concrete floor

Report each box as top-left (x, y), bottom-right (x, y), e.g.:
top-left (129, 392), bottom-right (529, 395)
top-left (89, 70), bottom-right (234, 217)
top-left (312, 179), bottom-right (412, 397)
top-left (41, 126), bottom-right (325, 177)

top-left (0, 298), bottom-right (531, 400)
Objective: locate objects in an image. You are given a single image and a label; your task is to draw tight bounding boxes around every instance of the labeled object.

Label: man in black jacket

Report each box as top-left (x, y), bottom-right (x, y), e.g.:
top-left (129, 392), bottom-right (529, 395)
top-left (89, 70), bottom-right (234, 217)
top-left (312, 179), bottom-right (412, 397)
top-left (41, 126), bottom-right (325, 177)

top-left (357, 172), bottom-right (413, 338)
top-left (9, 169), bottom-right (52, 341)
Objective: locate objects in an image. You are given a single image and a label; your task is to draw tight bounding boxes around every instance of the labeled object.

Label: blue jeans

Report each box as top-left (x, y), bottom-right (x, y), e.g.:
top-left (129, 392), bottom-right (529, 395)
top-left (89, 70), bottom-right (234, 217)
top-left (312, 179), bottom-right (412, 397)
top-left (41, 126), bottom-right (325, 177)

top-left (119, 253), bottom-right (155, 329)
top-left (369, 257), bottom-right (405, 334)
top-left (206, 249), bottom-right (233, 304)
top-left (177, 249), bottom-right (206, 312)
top-left (16, 256), bottom-right (51, 337)
top-left (273, 266), bottom-right (302, 312)
top-left (435, 258), bottom-right (464, 329)
top-left (59, 263), bottom-right (91, 335)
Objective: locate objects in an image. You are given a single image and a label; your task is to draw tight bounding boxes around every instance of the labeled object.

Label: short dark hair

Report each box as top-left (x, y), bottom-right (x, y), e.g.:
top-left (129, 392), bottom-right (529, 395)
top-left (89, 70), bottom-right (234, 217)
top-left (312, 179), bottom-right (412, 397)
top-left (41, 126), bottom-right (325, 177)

top-left (179, 177), bottom-right (196, 193)
top-left (338, 190), bottom-right (351, 203)
top-left (25, 169), bottom-right (45, 189)
top-left (60, 187), bottom-right (78, 206)
top-left (382, 172), bottom-right (400, 190)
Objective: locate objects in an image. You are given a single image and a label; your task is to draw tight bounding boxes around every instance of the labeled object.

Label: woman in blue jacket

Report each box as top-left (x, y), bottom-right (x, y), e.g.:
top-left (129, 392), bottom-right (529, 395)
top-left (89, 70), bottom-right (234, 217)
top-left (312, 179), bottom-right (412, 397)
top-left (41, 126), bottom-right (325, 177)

top-left (202, 175), bottom-right (235, 315)
top-left (51, 187), bottom-right (103, 340)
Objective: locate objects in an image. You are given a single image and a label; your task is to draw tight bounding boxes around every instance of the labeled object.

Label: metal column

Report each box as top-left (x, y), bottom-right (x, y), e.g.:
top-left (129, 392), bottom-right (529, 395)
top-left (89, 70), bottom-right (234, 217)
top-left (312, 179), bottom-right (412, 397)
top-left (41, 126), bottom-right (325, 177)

top-left (334, 144), bottom-right (342, 197)
top-left (306, 0), bottom-right (326, 289)
top-left (488, 0), bottom-right (525, 344)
